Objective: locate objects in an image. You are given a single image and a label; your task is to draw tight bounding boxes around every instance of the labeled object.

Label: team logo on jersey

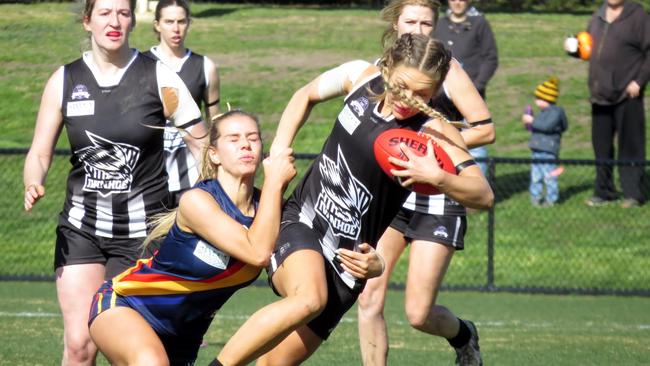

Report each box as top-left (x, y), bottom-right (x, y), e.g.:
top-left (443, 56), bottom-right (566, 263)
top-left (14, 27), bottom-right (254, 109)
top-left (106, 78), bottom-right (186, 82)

top-left (75, 131), bottom-right (140, 197)
top-left (315, 145), bottom-right (372, 240)
top-left (433, 225), bottom-right (449, 238)
top-left (350, 96), bottom-right (369, 116)
top-left (163, 123), bottom-right (188, 153)
top-left (338, 96), bottom-right (369, 135)
top-left (71, 84), bottom-right (91, 100)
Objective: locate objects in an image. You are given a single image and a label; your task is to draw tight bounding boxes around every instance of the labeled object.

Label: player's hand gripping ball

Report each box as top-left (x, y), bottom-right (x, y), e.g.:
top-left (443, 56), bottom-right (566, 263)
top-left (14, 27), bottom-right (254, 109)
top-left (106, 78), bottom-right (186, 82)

top-left (565, 31), bottom-right (593, 61)
top-left (373, 129), bottom-right (455, 195)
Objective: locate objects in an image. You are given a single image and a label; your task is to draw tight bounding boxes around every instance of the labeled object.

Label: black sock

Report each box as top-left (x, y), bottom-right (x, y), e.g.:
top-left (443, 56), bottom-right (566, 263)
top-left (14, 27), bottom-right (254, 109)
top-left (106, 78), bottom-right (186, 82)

top-left (447, 318), bottom-right (471, 348)
top-left (208, 359), bottom-right (224, 366)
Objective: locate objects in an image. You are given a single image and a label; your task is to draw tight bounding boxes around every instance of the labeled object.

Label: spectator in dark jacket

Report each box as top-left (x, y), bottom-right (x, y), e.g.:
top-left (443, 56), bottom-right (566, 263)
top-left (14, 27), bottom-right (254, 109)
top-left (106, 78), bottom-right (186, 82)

top-left (522, 77), bottom-right (568, 206)
top-left (434, 0), bottom-right (498, 175)
top-left (573, 0), bottom-right (650, 208)
top-left (434, 0), bottom-right (498, 98)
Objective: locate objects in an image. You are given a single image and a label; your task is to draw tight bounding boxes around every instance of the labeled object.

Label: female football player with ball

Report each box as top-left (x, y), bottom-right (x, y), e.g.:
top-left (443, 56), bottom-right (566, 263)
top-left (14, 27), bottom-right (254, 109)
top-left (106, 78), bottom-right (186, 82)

top-left (211, 33), bottom-right (493, 366)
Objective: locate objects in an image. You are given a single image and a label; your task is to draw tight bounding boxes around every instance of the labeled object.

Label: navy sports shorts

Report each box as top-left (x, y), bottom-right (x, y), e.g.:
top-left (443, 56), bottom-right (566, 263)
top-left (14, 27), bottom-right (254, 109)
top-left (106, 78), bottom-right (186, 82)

top-left (390, 207), bottom-right (467, 250)
top-left (55, 224), bottom-right (145, 279)
top-left (89, 281), bottom-right (203, 365)
top-left (267, 222), bottom-right (364, 340)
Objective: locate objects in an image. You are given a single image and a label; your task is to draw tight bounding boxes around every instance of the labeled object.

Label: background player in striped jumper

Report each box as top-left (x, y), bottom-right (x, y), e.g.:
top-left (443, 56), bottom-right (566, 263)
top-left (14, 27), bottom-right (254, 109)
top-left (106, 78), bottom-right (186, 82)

top-left (145, 0), bottom-right (221, 208)
top-left (88, 110), bottom-right (296, 365)
top-left (22, 0), bottom-right (206, 364)
top-left (211, 33), bottom-right (493, 366)
top-left (357, 1), bottom-right (495, 365)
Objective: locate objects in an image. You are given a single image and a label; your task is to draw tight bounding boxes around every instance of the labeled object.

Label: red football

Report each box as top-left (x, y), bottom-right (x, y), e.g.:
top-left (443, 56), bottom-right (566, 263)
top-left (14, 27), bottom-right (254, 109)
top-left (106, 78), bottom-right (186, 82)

top-left (373, 128), bottom-right (456, 195)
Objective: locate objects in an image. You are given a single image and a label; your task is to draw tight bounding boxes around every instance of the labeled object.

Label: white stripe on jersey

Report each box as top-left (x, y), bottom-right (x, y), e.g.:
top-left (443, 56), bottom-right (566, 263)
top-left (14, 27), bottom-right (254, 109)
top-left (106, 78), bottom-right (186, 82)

top-left (402, 191), bottom-right (446, 215)
top-left (67, 192), bottom-right (85, 230)
top-left (185, 149), bottom-right (199, 186)
top-left (128, 193), bottom-right (147, 238)
top-left (166, 153), bottom-right (182, 192)
top-left (95, 195), bottom-right (113, 237)
top-left (203, 55), bottom-right (213, 88)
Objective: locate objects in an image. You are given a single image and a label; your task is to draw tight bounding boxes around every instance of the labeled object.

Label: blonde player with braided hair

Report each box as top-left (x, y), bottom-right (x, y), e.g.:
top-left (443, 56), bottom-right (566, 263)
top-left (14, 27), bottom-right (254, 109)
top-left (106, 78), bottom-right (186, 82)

top-left (88, 109), bottom-right (296, 365)
top-left (211, 33), bottom-right (493, 366)
top-left (357, 1), bottom-right (495, 365)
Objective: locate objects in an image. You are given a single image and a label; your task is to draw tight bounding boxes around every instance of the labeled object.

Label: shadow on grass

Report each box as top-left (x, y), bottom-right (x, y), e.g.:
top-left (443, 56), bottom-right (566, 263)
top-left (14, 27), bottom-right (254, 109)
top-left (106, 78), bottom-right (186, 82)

top-left (194, 7), bottom-right (239, 18)
top-left (493, 170), bottom-right (528, 204)
top-left (492, 170), bottom-right (594, 204)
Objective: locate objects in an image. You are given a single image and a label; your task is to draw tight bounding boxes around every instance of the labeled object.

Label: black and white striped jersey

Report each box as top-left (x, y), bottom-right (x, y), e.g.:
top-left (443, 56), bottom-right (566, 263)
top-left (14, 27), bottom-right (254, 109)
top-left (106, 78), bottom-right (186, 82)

top-left (281, 73), bottom-right (430, 288)
top-left (58, 50), bottom-right (202, 238)
top-left (145, 47), bottom-right (209, 193)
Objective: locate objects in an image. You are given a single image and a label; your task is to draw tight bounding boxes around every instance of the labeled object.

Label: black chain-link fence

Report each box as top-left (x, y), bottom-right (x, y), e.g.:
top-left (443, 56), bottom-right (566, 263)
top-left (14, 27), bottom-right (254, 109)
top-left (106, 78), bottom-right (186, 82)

top-left (3, 149), bottom-right (649, 296)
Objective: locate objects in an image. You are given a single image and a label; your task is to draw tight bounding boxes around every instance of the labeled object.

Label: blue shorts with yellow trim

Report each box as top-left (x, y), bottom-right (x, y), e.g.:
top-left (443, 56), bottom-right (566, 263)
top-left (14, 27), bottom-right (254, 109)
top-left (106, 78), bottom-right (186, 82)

top-left (88, 281), bottom-right (203, 365)
top-left (88, 280), bottom-right (130, 327)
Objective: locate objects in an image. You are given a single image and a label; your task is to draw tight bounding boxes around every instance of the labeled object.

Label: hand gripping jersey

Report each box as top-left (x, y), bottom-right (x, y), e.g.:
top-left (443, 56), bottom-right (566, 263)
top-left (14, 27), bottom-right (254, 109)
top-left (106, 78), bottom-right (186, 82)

top-left (104, 179), bottom-right (260, 338)
top-left (144, 48), bottom-right (208, 193)
top-left (280, 73), bottom-right (429, 288)
top-left (59, 51), bottom-right (201, 238)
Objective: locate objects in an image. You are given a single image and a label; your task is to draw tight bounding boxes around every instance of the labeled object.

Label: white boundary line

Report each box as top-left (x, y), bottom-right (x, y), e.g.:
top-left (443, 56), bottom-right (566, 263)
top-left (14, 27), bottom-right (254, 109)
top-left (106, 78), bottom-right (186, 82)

top-left (1, 311), bottom-right (649, 330)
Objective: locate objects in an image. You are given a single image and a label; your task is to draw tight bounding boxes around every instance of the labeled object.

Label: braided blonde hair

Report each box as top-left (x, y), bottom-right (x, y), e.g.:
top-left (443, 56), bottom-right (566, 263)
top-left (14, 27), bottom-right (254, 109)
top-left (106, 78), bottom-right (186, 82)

top-left (142, 109), bottom-right (261, 249)
top-left (377, 33), bottom-right (464, 127)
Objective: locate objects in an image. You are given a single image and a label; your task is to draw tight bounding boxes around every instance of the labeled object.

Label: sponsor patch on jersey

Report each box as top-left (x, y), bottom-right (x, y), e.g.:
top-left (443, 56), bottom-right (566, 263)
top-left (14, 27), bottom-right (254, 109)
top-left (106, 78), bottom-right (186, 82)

top-left (66, 100), bottom-right (95, 117)
top-left (71, 84), bottom-right (91, 100)
top-left (433, 225), bottom-right (449, 238)
top-left (337, 104), bottom-right (361, 135)
top-left (315, 145), bottom-right (372, 240)
top-left (193, 240), bottom-right (229, 269)
top-left (75, 131), bottom-right (140, 197)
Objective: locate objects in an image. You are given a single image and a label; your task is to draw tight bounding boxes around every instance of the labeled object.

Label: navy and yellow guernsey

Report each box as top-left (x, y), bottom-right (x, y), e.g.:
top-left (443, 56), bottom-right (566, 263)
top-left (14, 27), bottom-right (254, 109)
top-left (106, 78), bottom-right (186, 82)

top-left (90, 179), bottom-right (260, 344)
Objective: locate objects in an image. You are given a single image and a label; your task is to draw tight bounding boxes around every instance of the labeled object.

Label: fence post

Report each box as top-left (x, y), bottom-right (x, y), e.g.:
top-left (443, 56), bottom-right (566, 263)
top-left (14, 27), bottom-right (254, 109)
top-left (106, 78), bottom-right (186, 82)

top-left (486, 157), bottom-right (495, 291)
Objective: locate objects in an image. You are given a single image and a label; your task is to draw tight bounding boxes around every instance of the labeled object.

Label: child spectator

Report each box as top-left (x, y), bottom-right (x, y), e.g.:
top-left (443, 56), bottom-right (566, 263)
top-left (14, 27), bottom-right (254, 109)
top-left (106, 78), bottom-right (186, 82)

top-left (522, 76), bottom-right (568, 206)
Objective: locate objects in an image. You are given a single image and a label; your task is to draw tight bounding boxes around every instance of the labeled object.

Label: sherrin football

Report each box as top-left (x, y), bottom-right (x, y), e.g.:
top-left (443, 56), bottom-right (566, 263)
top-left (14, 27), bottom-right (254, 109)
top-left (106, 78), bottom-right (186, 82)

top-left (373, 128), bottom-right (455, 195)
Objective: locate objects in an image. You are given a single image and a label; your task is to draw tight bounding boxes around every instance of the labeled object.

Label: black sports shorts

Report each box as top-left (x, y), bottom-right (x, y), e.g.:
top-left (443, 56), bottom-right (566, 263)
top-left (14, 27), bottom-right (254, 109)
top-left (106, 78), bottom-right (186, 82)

top-left (390, 207), bottom-right (467, 250)
top-left (267, 222), bottom-right (364, 340)
top-left (54, 224), bottom-right (145, 279)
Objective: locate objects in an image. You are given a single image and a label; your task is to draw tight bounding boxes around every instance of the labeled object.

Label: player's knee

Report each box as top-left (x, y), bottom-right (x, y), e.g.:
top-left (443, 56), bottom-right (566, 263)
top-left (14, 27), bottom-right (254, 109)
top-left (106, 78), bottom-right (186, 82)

top-left (405, 307), bottom-right (431, 331)
top-left (404, 299), bottom-right (438, 331)
top-left (297, 291), bottom-right (327, 318)
top-left (64, 333), bottom-right (96, 362)
top-left (292, 282), bottom-right (328, 317)
top-left (357, 289), bottom-right (384, 316)
top-left (131, 348), bottom-right (169, 366)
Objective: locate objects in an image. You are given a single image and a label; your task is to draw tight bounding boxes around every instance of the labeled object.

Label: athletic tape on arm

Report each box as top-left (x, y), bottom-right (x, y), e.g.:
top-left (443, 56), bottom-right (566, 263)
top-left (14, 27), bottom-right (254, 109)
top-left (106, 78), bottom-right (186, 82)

top-left (317, 60), bottom-right (369, 100)
top-left (156, 62), bottom-right (202, 128)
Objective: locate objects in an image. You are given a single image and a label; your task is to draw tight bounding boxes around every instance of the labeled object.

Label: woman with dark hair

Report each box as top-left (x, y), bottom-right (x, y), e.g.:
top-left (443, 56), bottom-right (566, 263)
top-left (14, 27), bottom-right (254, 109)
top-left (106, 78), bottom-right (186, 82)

top-left (145, 0), bottom-right (221, 207)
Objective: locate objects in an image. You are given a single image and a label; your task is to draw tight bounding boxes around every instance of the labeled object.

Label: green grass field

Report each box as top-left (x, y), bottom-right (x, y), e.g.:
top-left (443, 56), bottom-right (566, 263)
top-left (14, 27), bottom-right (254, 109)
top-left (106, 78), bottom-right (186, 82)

top-left (1, 3), bottom-right (650, 364)
top-left (1, 2), bottom-right (649, 287)
top-left (1, 281), bottom-right (649, 365)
